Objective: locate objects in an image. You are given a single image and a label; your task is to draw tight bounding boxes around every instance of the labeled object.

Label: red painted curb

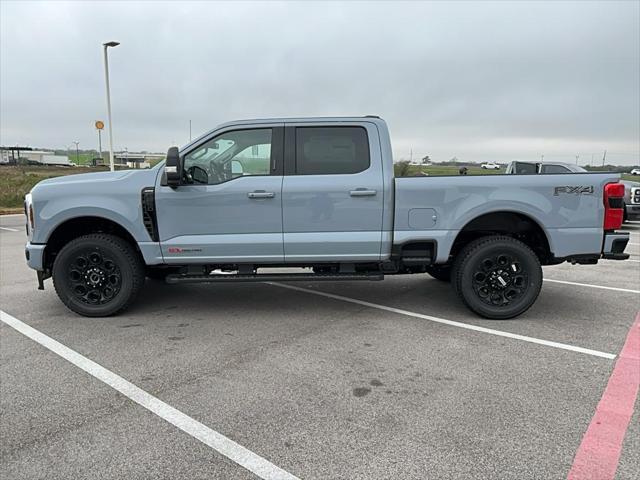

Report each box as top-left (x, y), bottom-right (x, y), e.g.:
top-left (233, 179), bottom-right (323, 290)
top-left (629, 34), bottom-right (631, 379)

top-left (567, 312), bottom-right (640, 480)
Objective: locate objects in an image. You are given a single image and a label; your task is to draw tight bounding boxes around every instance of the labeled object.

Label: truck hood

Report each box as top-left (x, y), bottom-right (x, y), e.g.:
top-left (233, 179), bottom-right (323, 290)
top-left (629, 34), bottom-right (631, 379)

top-left (35, 169), bottom-right (152, 187)
top-left (28, 167), bottom-right (162, 245)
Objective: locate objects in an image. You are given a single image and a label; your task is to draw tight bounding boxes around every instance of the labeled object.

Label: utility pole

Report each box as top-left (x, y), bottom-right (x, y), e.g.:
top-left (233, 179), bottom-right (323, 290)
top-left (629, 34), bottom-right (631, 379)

top-left (575, 154), bottom-right (579, 165)
top-left (602, 149), bottom-right (607, 167)
top-left (189, 120), bottom-right (192, 142)
top-left (541, 154), bottom-right (544, 163)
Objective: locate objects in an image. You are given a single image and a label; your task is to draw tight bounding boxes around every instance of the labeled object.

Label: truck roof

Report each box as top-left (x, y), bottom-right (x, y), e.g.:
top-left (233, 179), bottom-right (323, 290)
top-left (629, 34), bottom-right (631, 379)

top-left (216, 115), bottom-right (384, 128)
top-left (183, 116), bottom-right (388, 151)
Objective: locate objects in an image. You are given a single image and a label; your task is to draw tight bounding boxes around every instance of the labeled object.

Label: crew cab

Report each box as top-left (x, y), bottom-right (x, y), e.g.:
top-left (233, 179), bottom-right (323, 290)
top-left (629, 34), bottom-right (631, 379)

top-left (24, 116), bottom-right (630, 319)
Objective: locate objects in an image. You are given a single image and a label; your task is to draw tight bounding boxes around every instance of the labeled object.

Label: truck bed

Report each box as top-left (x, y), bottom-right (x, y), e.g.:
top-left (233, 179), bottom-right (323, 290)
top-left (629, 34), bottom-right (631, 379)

top-left (393, 173), bottom-right (621, 263)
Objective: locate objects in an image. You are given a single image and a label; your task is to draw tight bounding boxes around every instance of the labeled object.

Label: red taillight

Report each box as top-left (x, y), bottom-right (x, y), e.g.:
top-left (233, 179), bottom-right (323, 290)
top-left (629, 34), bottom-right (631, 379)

top-left (603, 182), bottom-right (624, 231)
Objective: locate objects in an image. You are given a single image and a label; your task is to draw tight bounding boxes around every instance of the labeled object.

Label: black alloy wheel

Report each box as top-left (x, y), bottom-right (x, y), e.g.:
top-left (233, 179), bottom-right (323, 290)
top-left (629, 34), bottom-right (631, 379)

top-left (52, 234), bottom-right (144, 317)
top-left (67, 248), bottom-right (122, 305)
top-left (471, 253), bottom-right (527, 307)
top-left (451, 236), bottom-right (542, 319)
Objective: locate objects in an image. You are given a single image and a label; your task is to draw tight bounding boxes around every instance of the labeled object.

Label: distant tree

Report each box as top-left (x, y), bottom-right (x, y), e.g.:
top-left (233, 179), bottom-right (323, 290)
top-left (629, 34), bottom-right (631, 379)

top-left (394, 161), bottom-right (411, 177)
top-left (421, 155), bottom-right (431, 165)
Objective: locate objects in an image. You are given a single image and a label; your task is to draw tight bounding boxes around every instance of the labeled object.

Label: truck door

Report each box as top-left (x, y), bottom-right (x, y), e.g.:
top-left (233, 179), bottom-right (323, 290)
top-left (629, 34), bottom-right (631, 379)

top-left (155, 126), bottom-right (285, 263)
top-left (281, 123), bottom-right (384, 261)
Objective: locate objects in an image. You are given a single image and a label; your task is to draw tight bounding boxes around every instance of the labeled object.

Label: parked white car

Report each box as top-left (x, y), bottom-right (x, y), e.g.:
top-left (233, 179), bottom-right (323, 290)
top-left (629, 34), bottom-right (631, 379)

top-left (481, 162), bottom-right (501, 170)
top-left (630, 168), bottom-right (640, 175)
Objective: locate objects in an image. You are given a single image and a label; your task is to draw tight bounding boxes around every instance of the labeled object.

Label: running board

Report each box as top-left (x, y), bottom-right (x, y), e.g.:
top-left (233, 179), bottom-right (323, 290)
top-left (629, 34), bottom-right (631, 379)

top-left (165, 272), bottom-right (384, 284)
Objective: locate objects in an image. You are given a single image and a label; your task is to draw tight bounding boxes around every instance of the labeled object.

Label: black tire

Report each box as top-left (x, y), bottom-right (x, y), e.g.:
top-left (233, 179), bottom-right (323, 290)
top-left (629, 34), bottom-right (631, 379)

top-left (424, 265), bottom-right (452, 282)
top-left (451, 236), bottom-right (542, 319)
top-left (52, 234), bottom-right (145, 317)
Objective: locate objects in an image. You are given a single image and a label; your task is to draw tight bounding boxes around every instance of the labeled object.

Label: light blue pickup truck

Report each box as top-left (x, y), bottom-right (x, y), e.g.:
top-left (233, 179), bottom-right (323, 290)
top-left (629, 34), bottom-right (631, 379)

top-left (24, 117), bottom-right (630, 319)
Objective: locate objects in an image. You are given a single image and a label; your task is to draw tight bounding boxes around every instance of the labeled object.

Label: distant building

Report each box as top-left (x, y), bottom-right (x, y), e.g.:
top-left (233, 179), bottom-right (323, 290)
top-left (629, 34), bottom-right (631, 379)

top-left (1, 147), bottom-right (72, 166)
top-left (111, 152), bottom-right (165, 169)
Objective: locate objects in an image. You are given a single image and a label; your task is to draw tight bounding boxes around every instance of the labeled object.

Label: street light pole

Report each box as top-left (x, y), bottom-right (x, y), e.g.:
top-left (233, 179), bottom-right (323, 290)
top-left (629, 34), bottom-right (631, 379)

top-left (73, 141), bottom-right (80, 164)
top-left (103, 41), bottom-right (120, 172)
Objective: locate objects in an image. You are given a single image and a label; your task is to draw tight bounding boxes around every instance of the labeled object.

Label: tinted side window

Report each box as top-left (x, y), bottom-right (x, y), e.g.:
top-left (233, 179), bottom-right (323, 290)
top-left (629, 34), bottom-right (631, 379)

top-left (295, 127), bottom-right (370, 175)
top-left (514, 162), bottom-right (538, 175)
top-left (540, 164), bottom-right (570, 174)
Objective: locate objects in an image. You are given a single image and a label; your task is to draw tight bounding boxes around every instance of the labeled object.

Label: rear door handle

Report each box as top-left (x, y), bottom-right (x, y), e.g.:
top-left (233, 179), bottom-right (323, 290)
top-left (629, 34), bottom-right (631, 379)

top-left (349, 189), bottom-right (377, 197)
top-left (247, 191), bottom-right (275, 199)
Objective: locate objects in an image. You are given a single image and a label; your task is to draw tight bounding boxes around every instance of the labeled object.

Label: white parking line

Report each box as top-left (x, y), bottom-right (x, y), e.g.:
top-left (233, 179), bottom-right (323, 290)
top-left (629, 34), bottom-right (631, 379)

top-left (545, 279), bottom-right (640, 294)
top-left (269, 283), bottom-right (616, 360)
top-left (0, 310), bottom-right (299, 480)
top-left (0, 227), bottom-right (20, 232)
top-left (0, 213), bottom-right (24, 218)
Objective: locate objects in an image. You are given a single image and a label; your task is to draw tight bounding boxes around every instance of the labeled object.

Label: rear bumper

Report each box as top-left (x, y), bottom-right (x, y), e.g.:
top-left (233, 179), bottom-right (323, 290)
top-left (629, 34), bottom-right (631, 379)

top-left (625, 204), bottom-right (640, 221)
top-left (25, 242), bottom-right (46, 271)
top-left (602, 232), bottom-right (629, 260)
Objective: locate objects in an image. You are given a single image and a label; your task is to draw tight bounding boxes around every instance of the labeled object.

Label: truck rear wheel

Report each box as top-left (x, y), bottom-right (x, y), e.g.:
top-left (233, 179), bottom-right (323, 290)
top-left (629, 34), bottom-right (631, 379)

top-left (451, 236), bottom-right (542, 319)
top-left (52, 234), bottom-right (145, 317)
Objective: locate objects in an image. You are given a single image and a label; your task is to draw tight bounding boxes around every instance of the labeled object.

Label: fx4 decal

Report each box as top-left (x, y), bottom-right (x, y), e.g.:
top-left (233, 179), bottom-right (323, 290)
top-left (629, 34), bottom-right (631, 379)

top-left (554, 186), bottom-right (594, 196)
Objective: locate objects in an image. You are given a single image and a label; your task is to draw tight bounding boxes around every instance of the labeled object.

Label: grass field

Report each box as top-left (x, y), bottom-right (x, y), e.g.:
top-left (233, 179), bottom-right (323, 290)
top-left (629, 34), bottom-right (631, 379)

top-left (396, 164), bottom-right (504, 176)
top-left (0, 165), bottom-right (109, 213)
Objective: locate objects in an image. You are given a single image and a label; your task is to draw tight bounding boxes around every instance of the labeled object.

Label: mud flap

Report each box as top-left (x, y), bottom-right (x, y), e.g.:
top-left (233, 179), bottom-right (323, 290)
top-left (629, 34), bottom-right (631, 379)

top-left (37, 271), bottom-right (45, 290)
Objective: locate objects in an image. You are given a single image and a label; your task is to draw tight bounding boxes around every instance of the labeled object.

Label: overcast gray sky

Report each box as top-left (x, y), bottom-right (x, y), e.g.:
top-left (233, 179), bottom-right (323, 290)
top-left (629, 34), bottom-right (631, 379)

top-left (1, 0), bottom-right (639, 165)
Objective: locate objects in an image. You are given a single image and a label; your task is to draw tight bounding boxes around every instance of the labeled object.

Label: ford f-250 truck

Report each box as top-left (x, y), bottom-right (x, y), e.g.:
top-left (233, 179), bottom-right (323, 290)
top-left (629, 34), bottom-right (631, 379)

top-left (24, 116), bottom-right (630, 319)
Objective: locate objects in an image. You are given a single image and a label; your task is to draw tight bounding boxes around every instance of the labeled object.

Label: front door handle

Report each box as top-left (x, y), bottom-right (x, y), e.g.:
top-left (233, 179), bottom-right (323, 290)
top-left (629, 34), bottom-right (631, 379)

top-left (248, 190), bottom-right (275, 199)
top-left (349, 188), bottom-right (377, 197)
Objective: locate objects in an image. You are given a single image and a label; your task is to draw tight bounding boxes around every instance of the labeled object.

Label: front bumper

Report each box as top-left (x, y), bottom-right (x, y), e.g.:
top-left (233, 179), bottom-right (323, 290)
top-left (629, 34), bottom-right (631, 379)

top-left (25, 242), bottom-right (46, 271)
top-left (602, 231), bottom-right (630, 260)
top-left (625, 204), bottom-right (640, 221)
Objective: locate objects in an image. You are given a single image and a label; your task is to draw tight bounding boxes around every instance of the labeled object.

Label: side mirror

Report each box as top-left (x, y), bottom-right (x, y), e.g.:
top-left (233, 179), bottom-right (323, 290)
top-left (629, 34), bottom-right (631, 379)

top-left (165, 147), bottom-right (181, 187)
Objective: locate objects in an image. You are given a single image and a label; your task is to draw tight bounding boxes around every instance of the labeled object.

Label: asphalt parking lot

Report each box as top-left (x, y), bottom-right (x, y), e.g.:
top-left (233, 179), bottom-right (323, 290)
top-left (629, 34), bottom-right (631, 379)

top-left (1, 214), bottom-right (638, 480)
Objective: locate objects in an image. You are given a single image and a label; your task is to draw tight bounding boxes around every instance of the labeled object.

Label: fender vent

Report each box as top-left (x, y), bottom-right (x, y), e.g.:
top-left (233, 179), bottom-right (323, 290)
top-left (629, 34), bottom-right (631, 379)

top-left (141, 187), bottom-right (159, 241)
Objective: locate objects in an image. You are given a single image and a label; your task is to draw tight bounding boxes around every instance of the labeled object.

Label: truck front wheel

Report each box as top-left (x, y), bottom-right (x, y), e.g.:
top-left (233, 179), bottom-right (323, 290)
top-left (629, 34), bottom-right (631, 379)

top-left (52, 234), bottom-right (145, 317)
top-left (451, 236), bottom-right (542, 319)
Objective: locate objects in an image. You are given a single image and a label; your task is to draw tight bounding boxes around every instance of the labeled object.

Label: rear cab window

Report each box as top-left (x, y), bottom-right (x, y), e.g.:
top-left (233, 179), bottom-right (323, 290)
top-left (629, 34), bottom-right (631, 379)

top-left (540, 164), bottom-right (571, 174)
top-left (295, 126), bottom-right (370, 175)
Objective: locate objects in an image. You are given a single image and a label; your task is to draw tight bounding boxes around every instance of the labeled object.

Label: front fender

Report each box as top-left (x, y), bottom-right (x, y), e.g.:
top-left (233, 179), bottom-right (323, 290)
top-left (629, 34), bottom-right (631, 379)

top-left (33, 201), bottom-right (147, 244)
